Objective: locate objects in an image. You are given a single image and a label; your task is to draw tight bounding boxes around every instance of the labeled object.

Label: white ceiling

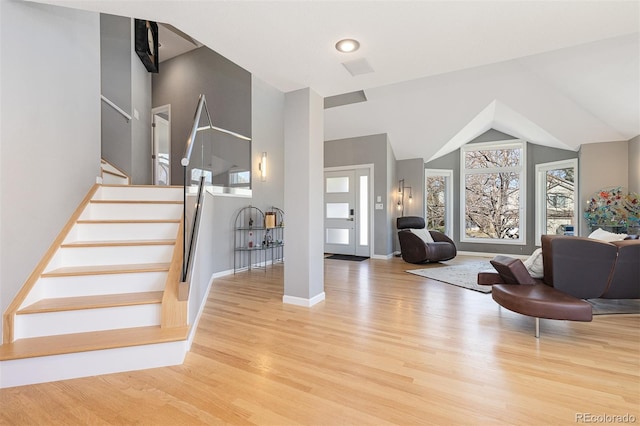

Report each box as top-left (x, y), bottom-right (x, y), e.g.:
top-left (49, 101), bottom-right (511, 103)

top-left (34, 0), bottom-right (640, 160)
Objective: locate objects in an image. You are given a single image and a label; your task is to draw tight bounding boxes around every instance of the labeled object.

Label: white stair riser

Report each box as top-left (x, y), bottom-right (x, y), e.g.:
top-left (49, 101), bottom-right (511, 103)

top-left (96, 186), bottom-right (182, 202)
top-left (0, 341), bottom-right (187, 388)
top-left (79, 203), bottom-right (182, 221)
top-left (22, 272), bottom-right (168, 306)
top-left (67, 222), bottom-right (180, 242)
top-left (100, 161), bottom-right (123, 175)
top-left (47, 245), bottom-right (174, 270)
top-left (14, 304), bottom-right (161, 339)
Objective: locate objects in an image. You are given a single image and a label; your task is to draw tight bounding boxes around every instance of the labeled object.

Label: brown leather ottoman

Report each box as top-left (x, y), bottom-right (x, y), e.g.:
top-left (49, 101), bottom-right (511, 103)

top-left (493, 283), bottom-right (592, 337)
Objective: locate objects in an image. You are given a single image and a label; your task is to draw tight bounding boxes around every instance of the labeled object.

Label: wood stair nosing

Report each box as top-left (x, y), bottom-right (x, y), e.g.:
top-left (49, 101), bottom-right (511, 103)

top-left (17, 291), bottom-right (164, 315)
top-left (61, 239), bottom-right (176, 248)
top-left (42, 262), bottom-right (171, 277)
top-left (90, 200), bottom-right (182, 205)
top-left (0, 325), bottom-right (189, 361)
top-left (76, 219), bottom-right (181, 224)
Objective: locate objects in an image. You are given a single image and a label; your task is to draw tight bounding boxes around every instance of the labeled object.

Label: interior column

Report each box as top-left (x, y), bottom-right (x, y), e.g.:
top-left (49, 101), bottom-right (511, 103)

top-left (283, 88), bottom-right (325, 306)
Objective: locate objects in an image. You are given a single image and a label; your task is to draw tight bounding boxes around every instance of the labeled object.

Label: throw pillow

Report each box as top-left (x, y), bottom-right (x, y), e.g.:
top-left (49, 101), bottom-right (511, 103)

top-left (409, 228), bottom-right (434, 243)
top-left (522, 248), bottom-right (544, 278)
top-left (588, 228), bottom-right (628, 242)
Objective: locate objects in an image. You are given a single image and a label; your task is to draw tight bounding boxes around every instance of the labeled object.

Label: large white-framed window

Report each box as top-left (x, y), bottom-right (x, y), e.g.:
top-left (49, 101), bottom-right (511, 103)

top-left (535, 159), bottom-right (578, 245)
top-left (460, 140), bottom-right (526, 244)
top-left (425, 169), bottom-right (454, 238)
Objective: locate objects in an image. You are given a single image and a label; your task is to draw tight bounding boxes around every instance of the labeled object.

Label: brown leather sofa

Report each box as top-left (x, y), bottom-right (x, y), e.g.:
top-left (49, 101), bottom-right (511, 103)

top-left (397, 216), bottom-right (456, 264)
top-left (479, 235), bottom-right (640, 337)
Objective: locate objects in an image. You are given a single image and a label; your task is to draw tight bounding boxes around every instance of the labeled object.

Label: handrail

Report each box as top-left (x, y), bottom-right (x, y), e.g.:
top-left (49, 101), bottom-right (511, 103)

top-left (179, 94), bottom-right (253, 289)
top-left (100, 94), bottom-right (132, 122)
top-left (182, 175), bottom-right (206, 282)
top-left (181, 94), bottom-right (251, 167)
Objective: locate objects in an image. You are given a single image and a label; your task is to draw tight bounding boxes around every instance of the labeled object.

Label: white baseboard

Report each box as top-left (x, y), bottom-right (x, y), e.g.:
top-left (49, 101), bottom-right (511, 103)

top-left (283, 292), bottom-right (325, 307)
top-left (210, 268), bottom-right (235, 279)
top-left (186, 272), bottom-right (218, 350)
top-left (371, 253), bottom-right (394, 260)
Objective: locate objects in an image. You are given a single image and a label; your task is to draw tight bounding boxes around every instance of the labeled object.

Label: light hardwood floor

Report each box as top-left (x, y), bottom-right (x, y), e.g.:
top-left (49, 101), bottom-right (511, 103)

top-left (1, 256), bottom-right (638, 425)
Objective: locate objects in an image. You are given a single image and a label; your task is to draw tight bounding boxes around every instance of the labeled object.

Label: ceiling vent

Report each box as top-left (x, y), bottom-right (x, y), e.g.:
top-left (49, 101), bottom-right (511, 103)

top-left (342, 58), bottom-right (374, 76)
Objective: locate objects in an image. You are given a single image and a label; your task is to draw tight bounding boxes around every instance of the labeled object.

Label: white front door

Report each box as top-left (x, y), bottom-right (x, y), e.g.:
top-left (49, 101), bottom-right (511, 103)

top-left (152, 105), bottom-right (171, 185)
top-left (324, 168), bottom-right (371, 256)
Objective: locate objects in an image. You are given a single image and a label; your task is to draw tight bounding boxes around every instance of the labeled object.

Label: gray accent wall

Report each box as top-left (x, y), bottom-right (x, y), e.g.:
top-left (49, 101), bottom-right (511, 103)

top-left (425, 129), bottom-right (578, 255)
top-left (130, 24), bottom-right (152, 185)
top-left (101, 14), bottom-right (132, 177)
top-left (100, 14), bottom-right (152, 184)
top-left (0, 2), bottom-right (101, 342)
top-left (325, 134), bottom-right (395, 256)
top-left (396, 158), bottom-right (425, 218)
top-left (396, 158), bottom-right (425, 252)
top-left (152, 46), bottom-right (252, 186)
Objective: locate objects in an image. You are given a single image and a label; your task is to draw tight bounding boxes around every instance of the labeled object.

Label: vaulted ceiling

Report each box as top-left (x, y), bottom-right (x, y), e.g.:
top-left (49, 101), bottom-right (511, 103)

top-left (35, 0), bottom-right (640, 161)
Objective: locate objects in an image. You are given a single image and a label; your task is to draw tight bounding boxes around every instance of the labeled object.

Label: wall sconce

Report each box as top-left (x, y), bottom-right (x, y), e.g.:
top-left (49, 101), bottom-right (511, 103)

top-left (397, 178), bottom-right (412, 217)
top-left (259, 152), bottom-right (267, 181)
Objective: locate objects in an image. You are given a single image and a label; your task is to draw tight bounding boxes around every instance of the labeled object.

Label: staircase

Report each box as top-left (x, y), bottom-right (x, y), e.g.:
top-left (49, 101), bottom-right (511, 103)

top-left (100, 159), bottom-right (130, 184)
top-left (0, 184), bottom-right (190, 388)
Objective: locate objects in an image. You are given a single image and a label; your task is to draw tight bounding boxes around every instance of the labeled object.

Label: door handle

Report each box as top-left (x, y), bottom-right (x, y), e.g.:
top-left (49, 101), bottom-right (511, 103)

top-left (350, 209), bottom-right (355, 216)
top-left (346, 218), bottom-right (354, 221)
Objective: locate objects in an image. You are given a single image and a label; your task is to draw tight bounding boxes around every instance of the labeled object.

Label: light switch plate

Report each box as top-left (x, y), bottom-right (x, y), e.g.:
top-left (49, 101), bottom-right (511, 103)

top-left (375, 203), bottom-right (384, 210)
top-left (377, 196), bottom-right (382, 202)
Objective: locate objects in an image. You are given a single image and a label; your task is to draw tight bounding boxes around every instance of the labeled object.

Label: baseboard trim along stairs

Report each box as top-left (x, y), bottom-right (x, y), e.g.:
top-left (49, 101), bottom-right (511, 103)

top-left (0, 184), bottom-right (195, 388)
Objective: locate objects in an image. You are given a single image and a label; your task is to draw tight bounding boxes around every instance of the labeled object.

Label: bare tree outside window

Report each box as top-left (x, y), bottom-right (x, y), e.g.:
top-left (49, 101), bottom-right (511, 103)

top-left (463, 144), bottom-right (524, 241)
top-left (544, 167), bottom-right (575, 234)
top-left (426, 176), bottom-right (446, 232)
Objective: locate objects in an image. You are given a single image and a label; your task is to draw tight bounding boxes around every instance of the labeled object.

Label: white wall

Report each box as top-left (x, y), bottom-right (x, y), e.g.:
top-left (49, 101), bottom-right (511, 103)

top-left (0, 2), bottom-right (101, 341)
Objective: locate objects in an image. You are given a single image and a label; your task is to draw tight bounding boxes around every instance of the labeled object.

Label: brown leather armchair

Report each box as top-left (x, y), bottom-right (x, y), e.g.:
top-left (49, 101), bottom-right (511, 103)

top-left (397, 216), bottom-right (456, 263)
top-left (604, 240), bottom-right (640, 298)
top-left (480, 235), bottom-right (639, 337)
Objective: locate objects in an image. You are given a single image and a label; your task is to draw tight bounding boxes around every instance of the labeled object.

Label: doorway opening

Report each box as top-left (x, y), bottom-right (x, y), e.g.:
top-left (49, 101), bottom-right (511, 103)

top-left (152, 105), bottom-right (171, 185)
top-left (324, 166), bottom-right (372, 257)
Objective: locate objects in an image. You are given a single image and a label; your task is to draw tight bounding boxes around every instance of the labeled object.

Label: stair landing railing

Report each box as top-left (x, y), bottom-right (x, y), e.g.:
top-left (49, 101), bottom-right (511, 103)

top-left (180, 94), bottom-right (251, 284)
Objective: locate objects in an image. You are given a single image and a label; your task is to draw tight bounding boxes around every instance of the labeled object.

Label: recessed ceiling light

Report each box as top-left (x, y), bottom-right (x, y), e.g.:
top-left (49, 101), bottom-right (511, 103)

top-left (335, 39), bottom-right (360, 53)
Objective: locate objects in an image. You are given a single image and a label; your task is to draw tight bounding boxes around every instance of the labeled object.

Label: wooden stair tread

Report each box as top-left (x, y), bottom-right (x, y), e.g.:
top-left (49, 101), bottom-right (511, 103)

top-left (0, 325), bottom-right (189, 361)
top-left (100, 184), bottom-right (182, 188)
top-left (61, 239), bottom-right (176, 248)
top-left (76, 219), bottom-right (180, 224)
top-left (17, 291), bottom-right (164, 315)
top-left (42, 263), bottom-right (171, 277)
top-left (90, 200), bottom-right (182, 204)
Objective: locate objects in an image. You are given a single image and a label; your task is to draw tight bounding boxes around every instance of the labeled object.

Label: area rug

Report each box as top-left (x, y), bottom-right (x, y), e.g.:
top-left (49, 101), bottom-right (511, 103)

top-left (406, 260), bottom-right (495, 293)
top-left (326, 254), bottom-right (369, 262)
top-left (588, 298), bottom-right (640, 315)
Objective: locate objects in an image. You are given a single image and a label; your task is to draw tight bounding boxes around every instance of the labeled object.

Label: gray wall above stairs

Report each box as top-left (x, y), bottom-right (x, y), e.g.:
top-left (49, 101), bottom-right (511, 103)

top-left (100, 14), bottom-right (152, 185)
top-left (152, 46), bottom-right (252, 186)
